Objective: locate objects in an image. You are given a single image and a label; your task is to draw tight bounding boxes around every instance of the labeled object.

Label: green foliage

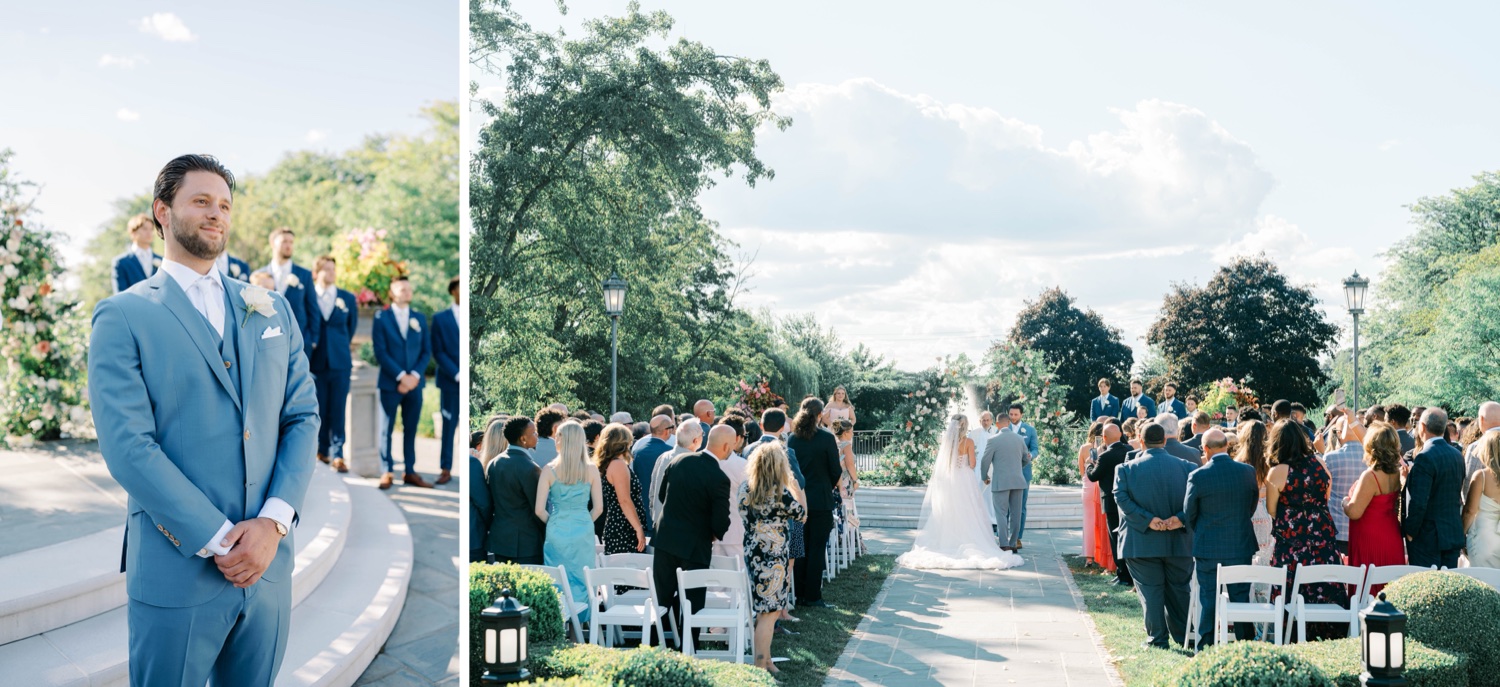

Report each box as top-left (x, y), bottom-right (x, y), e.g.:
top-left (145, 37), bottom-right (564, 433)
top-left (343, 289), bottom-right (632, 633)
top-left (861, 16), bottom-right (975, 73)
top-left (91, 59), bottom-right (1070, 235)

top-left (1383, 570), bottom-right (1500, 685)
top-left (1289, 637), bottom-right (1468, 687)
top-left (467, 562), bottom-right (565, 677)
top-left (1008, 287), bottom-right (1133, 420)
top-left (535, 644), bottom-right (775, 687)
top-left (983, 342), bottom-right (1082, 485)
top-left (1197, 377), bottom-right (1260, 423)
top-left (1168, 641), bottom-right (1333, 687)
top-left (1148, 255), bottom-right (1338, 406)
top-left (876, 360), bottom-right (966, 485)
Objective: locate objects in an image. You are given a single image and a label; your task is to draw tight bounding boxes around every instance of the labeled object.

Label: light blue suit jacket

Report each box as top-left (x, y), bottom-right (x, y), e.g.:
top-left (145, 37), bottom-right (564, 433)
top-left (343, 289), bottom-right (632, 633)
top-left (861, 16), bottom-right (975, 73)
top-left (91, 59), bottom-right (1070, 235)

top-left (89, 270), bottom-right (319, 608)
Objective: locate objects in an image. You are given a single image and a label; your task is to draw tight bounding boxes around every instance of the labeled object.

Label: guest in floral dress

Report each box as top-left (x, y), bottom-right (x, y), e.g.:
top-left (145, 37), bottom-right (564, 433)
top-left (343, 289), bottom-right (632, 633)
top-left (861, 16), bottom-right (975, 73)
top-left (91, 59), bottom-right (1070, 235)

top-left (739, 441), bottom-right (806, 675)
top-left (1266, 419), bottom-right (1348, 641)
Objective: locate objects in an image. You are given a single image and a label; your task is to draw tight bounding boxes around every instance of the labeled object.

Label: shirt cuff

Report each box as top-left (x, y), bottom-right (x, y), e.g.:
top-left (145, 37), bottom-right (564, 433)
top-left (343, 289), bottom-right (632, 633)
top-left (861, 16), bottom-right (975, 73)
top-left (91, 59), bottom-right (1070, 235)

top-left (258, 497), bottom-right (295, 532)
top-left (198, 519), bottom-right (235, 557)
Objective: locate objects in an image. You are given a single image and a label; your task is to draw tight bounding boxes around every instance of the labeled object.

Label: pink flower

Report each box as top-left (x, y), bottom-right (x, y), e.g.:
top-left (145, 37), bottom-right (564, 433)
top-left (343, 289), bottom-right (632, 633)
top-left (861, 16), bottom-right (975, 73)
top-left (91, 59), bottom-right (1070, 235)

top-left (33, 341), bottom-right (51, 357)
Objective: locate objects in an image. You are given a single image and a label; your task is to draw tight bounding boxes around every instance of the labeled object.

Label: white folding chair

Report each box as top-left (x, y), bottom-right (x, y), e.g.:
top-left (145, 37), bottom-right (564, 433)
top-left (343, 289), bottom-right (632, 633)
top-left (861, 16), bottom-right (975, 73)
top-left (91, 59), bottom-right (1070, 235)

top-left (1186, 572), bottom-right (1201, 651)
top-left (711, 554), bottom-right (745, 571)
top-left (677, 567), bottom-right (751, 663)
top-left (1284, 564), bottom-right (1364, 644)
top-left (599, 552), bottom-right (656, 607)
top-left (1360, 565), bottom-right (1436, 608)
top-left (521, 563), bottom-right (588, 643)
top-left (584, 567), bottom-right (674, 648)
top-left (1450, 566), bottom-right (1500, 591)
top-left (1216, 564), bottom-right (1288, 645)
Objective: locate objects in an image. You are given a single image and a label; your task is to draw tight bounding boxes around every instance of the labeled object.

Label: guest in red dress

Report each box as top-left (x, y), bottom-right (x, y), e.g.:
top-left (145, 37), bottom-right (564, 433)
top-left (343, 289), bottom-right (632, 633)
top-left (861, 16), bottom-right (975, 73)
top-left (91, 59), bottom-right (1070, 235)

top-left (1343, 423), bottom-right (1408, 594)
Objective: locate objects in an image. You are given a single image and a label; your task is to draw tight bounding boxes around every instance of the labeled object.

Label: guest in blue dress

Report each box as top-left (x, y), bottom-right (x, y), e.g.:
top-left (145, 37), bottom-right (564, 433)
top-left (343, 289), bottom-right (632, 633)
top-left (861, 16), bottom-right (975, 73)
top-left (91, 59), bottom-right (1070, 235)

top-left (534, 420), bottom-right (604, 622)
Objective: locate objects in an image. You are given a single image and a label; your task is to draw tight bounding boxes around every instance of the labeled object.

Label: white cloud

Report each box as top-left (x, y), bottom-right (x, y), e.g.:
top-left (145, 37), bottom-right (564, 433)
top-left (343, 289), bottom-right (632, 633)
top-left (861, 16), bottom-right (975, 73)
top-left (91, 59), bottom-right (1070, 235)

top-left (1379, 139), bottom-right (1400, 152)
top-left (115, 108), bottom-right (141, 122)
top-left (135, 13), bottom-right (196, 42)
top-left (98, 54), bottom-right (146, 69)
top-left (305, 129), bottom-right (328, 143)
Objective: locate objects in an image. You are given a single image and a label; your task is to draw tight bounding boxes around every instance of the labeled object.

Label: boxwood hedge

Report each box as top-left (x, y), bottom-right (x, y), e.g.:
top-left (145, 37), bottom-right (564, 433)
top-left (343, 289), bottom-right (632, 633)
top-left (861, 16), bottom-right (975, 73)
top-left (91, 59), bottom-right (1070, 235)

top-left (1383, 570), bottom-right (1500, 685)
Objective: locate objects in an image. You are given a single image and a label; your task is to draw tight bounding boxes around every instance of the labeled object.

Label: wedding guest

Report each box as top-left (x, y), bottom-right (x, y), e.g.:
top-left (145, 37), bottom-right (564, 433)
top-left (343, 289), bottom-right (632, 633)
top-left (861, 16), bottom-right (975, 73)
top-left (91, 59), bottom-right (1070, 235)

top-left (1077, 422), bottom-right (1114, 571)
top-left (1463, 432), bottom-right (1500, 568)
top-left (1267, 420), bottom-right (1348, 639)
top-left (253, 227), bottom-right (320, 357)
top-left (1222, 406), bottom-right (1239, 429)
top-left (1387, 404), bottom-right (1416, 455)
top-left (756, 408), bottom-right (805, 623)
top-left (1092, 378), bottom-right (1121, 421)
top-left (1007, 404), bottom-right (1040, 548)
top-left (654, 424), bottom-right (732, 648)
top-left (1160, 382), bottom-right (1187, 420)
top-left (713, 415), bottom-right (751, 558)
top-left (215, 250), bottom-right (251, 282)
top-left (372, 276), bottom-right (433, 489)
top-left (1184, 429), bottom-right (1259, 647)
top-left (1404, 408), bottom-right (1465, 568)
top-left (1122, 418), bottom-right (1142, 450)
top-left (787, 397), bottom-right (842, 609)
top-left (823, 385), bottom-right (857, 428)
top-left (633, 414), bottom-right (675, 536)
top-left (1365, 405), bottom-right (1387, 426)
top-left (583, 418), bottom-right (604, 448)
top-left (1184, 412), bottom-right (1211, 451)
top-left (630, 423), bottom-right (649, 442)
top-left (739, 442), bottom-right (807, 674)
top-left (111, 212), bottom-right (160, 293)
top-left (1321, 410), bottom-right (1366, 557)
top-left (310, 255), bottom-right (358, 472)
top-left (652, 420), bottom-right (703, 526)
top-left (610, 411), bottom-right (634, 426)
top-left (832, 419), bottom-right (859, 497)
top-left (1185, 395), bottom-right (1200, 416)
top-left (1344, 423), bottom-right (1407, 588)
top-left (596, 423), bottom-right (647, 554)
top-left (1113, 423), bottom-right (1195, 649)
top-left (534, 407), bottom-right (566, 465)
top-left (1233, 420), bottom-right (1276, 566)
top-left (633, 404), bottom-right (677, 453)
top-left (248, 271), bottom-right (276, 291)
top-left (534, 421), bottom-right (603, 623)
top-left (693, 399), bottom-right (716, 450)
top-left (1156, 414), bottom-right (1202, 465)
top-left (430, 276), bottom-right (461, 484)
top-left (1087, 423), bottom-right (1132, 586)
top-left (486, 416), bottom-right (545, 564)
top-left (1240, 408), bottom-right (1264, 424)
top-left (981, 411), bottom-right (1031, 552)
top-left (470, 429), bottom-right (491, 562)
top-left (1120, 379), bottom-right (1157, 422)
top-left (1462, 402), bottom-right (1500, 496)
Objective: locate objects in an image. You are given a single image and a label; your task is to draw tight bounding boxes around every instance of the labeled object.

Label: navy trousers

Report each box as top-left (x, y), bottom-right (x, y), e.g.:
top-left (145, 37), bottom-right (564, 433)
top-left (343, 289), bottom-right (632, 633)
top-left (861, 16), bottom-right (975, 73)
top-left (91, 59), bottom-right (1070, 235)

top-left (379, 387), bottom-right (423, 474)
top-left (314, 370), bottom-right (350, 458)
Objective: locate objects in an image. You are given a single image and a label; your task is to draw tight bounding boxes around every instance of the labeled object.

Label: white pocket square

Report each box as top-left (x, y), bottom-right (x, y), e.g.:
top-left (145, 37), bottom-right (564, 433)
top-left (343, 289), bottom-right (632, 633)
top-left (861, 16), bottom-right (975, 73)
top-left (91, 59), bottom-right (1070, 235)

top-left (261, 326), bottom-right (284, 340)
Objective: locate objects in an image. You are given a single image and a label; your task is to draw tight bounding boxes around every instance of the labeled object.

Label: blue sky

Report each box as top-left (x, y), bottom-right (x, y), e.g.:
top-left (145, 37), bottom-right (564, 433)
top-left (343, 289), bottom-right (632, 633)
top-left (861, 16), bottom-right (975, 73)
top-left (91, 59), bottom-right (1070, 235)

top-left (487, 1), bottom-right (1500, 370)
top-left (1, 1), bottom-right (458, 267)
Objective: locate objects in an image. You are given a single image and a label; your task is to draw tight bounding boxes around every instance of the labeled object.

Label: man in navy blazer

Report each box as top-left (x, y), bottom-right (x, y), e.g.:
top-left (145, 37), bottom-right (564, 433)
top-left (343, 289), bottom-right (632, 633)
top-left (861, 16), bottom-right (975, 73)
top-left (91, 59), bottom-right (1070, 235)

top-left (1091, 377), bottom-right (1121, 421)
top-left (1114, 422), bottom-right (1197, 649)
top-left (309, 255), bottom-right (359, 473)
top-left (1404, 408), bottom-right (1466, 568)
top-left (216, 252), bottom-right (252, 282)
top-left (430, 276), bottom-right (462, 485)
top-left (372, 276), bottom-right (433, 489)
top-left (1160, 382), bottom-right (1188, 419)
top-left (253, 227), bottom-right (320, 358)
top-left (111, 213), bottom-right (161, 293)
top-left (1183, 428), bottom-right (1259, 647)
top-left (1119, 379), bottom-right (1157, 422)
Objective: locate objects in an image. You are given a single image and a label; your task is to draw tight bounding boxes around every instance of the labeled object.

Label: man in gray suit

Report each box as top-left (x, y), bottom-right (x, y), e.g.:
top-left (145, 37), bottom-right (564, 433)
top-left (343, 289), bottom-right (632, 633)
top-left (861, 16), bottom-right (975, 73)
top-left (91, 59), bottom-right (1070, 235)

top-left (980, 411), bottom-right (1031, 551)
top-left (1114, 423), bottom-right (1198, 649)
top-left (1156, 413), bottom-right (1202, 465)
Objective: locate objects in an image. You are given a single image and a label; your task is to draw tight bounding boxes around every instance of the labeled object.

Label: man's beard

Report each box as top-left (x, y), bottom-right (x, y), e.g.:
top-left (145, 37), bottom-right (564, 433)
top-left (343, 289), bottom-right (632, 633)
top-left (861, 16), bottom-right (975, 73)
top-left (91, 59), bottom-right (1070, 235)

top-left (170, 214), bottom-right (227, 260)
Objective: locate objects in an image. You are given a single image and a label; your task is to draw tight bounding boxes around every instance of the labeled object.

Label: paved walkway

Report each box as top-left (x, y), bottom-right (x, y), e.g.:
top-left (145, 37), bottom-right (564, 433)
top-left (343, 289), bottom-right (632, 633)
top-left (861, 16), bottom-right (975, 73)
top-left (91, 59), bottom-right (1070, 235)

top-left (826, 528), bottom-right (1119, 687)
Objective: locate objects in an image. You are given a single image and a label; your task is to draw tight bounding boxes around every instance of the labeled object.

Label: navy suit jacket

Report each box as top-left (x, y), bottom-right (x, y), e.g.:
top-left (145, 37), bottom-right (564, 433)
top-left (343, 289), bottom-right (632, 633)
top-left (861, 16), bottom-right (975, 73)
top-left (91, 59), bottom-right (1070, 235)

top-left (112, 250), bottom-right (159, 293)
top-left (1183, 453), bottom-right (1260, 560)
top-left (1403, 437), bottom-right (1466, 549)
top-left (309, 288), bottom-right (358, 373)
top-left (372, 307), bottom-right (431, 392)
top-left (1161, 397), bottom-right (1187, 419)
top-left (1113, 447), bottom-right (1197, 559)
top-left (1120, 395), bottom-right (1157, 421)
top-left (255, 262), bottom-right (321, 357)
top-left (1091, 394), bottom-right (1120, 421)
top-left (431, 307), bottom-right (460, 393)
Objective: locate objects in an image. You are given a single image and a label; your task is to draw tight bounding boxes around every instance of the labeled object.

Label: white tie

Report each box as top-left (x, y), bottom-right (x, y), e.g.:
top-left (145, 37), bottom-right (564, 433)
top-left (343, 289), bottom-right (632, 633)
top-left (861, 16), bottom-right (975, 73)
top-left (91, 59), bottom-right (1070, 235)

top-left (189, 275), bottom-right (225, 339)
top-left (396, 309), bottom-right (408, 338)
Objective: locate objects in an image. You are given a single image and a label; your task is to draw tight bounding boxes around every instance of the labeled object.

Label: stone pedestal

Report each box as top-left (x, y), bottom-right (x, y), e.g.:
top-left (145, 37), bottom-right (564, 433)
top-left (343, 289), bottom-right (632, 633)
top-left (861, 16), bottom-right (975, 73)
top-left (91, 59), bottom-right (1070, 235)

top-left (346, 362), bottom-right (385, 477)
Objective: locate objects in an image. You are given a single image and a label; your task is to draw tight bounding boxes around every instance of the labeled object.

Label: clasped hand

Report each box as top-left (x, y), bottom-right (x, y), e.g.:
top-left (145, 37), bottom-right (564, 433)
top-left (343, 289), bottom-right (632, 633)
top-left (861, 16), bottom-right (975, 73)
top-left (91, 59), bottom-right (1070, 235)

top-left (213, 518), bottom-right (281, 588)
top-left (1149, 516), bottom-right (1183, 531)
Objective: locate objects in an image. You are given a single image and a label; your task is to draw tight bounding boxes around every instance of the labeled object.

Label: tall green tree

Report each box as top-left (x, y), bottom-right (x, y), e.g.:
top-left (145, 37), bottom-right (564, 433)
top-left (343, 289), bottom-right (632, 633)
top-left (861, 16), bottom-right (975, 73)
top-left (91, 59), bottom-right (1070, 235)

top-left (1147, 255), bottom-right (1337, 405)
top-left (1008, 287), bottom-right (1133, 418)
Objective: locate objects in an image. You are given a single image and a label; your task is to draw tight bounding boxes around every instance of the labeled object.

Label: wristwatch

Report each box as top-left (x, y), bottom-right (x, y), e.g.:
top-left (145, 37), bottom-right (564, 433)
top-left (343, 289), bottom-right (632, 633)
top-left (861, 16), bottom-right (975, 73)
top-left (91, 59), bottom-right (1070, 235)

top-left (269, 519), bottom-right (288, 537)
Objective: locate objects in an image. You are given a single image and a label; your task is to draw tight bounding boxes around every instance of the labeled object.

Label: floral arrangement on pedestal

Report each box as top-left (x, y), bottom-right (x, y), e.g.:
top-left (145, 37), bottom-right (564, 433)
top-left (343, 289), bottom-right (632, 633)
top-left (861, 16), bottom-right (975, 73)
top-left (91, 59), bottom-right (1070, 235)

top-left (330, 228), bottom-right (408, 306)
top-left (983, 341), bottom-right (1082, 485)
top-left (0, 205), bottom-right (93, 447)
top-left (1198, 377), bottom-right (1259, 423)
top-left (734, 378), bottom-right (785, 416)
top-left (877, 357), bottom-right (967, 486)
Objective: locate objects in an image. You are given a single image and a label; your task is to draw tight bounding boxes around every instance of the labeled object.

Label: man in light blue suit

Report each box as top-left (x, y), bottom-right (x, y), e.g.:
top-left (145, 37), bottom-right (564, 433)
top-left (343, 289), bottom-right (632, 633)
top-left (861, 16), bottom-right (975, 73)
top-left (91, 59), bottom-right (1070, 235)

top-left (1091, 377), bottom-right (1121, 421)
top-left (1159, 382), bottom-right (1188, 420)
top-left (372, 275), bottom-right (434, 489)
top-left (430, 276), bottom-right (461, 485)
top-left (1119, 378), bottom-right (1157, 422)
top-left (1007, 403), bottom-right (1040, 548)
top-left (89, 154), bottom-right (318, 687)
top-left (110, 213), bottom-right (160, 293)
top-left (309, 254), bottom-right (359, 473)
top-left (254, 227), bottom-right (321, 359)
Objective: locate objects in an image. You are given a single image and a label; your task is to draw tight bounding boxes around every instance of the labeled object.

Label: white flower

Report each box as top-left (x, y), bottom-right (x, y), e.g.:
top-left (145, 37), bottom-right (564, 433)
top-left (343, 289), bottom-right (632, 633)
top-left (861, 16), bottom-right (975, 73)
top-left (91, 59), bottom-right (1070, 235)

top-left (3, 264), bottom-right (16, 278)
top-left (4, 237), bottom-right (17, 253)
top-left (18, 284), bottom-right (35, 299)
top-left (8, 296), bottom-right (30, 311)
top-left (230, 263), bottom-right (244, 278)
top-left (239, 284), bottom-right (277, 326)
top-left (13, 434), bottom-right (34, 448)
top-left (334, 298), bottom-right (347, 311)
top-left (40, 404), bottom-right (55, 420)
top-left (409, 317), bottom-right (421, 332)
top-left (28, 419), bottom-right (43, 431)
top-left (284, 273), bottom-right (301, 289)
top-left (152, 257), bottom-right (162, 267)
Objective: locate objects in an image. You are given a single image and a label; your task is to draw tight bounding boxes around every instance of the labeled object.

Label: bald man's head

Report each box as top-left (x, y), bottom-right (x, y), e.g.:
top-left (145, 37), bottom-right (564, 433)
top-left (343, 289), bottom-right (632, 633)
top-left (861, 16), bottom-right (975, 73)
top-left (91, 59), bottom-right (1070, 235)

top-left (650, 414), bottom-right (674, 438)
top-left (1480, 402), bottom-right (1500, 431)
top-left (706, 424), bottom-right (737, 459)
top-left (1102, 423), bottom-right (1121, 443)
top-left (694, 399), bottom-right (715, 423)
top-left (1202, 428), bottom-right (1228, 452)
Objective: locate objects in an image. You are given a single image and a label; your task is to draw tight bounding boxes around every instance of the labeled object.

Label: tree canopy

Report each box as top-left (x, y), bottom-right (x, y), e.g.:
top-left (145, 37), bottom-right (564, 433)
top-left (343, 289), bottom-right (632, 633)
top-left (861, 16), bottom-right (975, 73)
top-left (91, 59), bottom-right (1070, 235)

top-left (1007, 287), bottom-right (1133, 418)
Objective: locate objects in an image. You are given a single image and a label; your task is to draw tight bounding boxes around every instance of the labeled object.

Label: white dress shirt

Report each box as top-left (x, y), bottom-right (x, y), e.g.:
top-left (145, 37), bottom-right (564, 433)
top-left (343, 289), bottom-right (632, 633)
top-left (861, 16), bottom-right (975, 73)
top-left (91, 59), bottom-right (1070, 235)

top-left (389, 304), bottom-right (420, 382)
top-left (129, 243), bottom-right (154, 277)
top-left (315, 284), bottom-right (337, 320)
top-left (159, 258), bottom-right (295, 556)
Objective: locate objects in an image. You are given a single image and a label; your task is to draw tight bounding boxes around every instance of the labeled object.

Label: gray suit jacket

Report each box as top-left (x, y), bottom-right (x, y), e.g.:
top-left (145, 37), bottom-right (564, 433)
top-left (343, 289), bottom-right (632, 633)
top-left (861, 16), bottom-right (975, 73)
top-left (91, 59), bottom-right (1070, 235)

top-left (1114, 448), bottom-right (1197, 559)
top-left (1165, 438), bottom-right (1202, 465)
top-left (980, 429), bottom-right (1031, 491)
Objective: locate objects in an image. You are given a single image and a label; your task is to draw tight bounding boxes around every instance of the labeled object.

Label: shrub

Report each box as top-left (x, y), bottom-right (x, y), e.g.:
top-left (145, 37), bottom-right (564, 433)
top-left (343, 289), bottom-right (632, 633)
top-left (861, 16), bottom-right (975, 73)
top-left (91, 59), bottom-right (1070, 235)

top-left (1169, 641), bottom-right (1332, 686)
top-left (467, 562), bottom-right (565, 677)
top-left (1290, 637), bottom-right (1467, 687)
top-left (535, 644), bottom-right (775, 687)
top-left (1384, 570), bottom-right (1500, 685)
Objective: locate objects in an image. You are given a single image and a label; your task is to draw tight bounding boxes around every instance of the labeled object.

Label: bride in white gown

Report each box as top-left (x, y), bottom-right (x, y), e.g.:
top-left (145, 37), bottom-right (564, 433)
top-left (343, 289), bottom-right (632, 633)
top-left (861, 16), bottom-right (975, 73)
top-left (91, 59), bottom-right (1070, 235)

top-left (897, 414), bottom-right (1025, 570)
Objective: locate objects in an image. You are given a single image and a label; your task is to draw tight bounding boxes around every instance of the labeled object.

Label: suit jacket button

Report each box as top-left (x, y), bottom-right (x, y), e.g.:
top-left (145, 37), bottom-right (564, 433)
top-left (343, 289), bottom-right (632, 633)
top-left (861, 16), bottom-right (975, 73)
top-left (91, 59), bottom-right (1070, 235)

top-left (244, 430), bottom-right (251, 439)
top-left (225, 360), bottom-right (232, 368)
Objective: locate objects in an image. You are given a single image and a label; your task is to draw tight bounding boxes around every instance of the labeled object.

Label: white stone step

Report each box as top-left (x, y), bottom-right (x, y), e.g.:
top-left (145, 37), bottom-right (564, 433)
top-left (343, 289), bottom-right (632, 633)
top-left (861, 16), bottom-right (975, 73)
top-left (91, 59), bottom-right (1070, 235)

top-left (0, 468), bottom-right (350, 646)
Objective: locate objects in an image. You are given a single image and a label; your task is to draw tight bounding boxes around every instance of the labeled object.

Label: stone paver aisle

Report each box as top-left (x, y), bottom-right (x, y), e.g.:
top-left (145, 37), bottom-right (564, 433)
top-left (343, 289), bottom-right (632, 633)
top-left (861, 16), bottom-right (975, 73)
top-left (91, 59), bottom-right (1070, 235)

top-left (826, 528), bottom-right (1119, 687)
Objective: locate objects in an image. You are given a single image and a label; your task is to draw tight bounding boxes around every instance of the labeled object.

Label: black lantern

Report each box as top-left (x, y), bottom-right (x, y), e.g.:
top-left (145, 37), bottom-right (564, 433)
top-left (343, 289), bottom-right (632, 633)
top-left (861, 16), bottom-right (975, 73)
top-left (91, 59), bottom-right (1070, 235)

top-left (480, 588), bottom-right (532, 684)
top-left (1360, 592), bottom-right (1407, 687)
top-left (602, 271), bottom-right (628, 414)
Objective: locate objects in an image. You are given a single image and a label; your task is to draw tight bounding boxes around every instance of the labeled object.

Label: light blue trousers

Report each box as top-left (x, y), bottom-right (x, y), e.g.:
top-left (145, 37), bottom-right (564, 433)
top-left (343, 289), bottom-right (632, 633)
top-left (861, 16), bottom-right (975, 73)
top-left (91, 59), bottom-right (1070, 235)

top-left (127, 576), bottom-right (291, 687)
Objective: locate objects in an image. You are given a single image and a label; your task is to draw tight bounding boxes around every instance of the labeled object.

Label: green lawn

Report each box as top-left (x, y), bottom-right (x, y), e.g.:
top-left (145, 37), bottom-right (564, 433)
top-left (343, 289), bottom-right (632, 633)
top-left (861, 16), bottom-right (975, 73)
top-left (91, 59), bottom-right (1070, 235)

top-left (772, 554), bottom-right (896, 687)
top-left (1064, 554), bottom-right (1191, 685)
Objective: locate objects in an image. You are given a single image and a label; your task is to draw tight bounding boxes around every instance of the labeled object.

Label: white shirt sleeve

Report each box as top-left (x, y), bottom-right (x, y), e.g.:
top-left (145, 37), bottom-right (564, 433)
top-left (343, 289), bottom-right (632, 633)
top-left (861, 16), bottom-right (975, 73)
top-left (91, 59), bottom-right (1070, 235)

top-left (198, 519), bottom-right (235, 557)
top-left (257, 497), bottom-right (295, 532)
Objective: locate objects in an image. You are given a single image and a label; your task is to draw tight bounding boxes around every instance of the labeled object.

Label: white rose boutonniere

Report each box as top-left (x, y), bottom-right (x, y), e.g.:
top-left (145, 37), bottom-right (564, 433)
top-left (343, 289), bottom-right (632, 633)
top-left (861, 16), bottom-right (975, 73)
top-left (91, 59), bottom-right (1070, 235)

top-left (334, 298), bottom-right (348, 312)
top-left (409, 317), bottom-right (421, 333)
top-left (152, 257), bottom-right (162, 268)
top-left (240, 284), bottom-right (277, 326)
top-left (285, 273), bottom-right (301, 289)
top-left (230, 263), bottom-right (243, 278)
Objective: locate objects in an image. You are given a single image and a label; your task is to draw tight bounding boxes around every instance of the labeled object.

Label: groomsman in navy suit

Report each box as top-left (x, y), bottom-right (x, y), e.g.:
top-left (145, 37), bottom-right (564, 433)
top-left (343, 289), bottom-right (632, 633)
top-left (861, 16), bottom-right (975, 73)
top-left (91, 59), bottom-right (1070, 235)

top-left (430, 276), bottom-right (462, 485)
top-left (111, 213), bottom-right (161, 293)
top-left (215, 252), bottom-right (252, 282)
top-left (1091, 378), bottom-right (1121, 421)
top-left (1160, 382), bottom-right (1188, 420)
top-left (372, 276), bottom-right (433, 489)
top-left (254, 228), bottom-right (321, 358)
top-left (1120, 379), bottom-right (1157, 421)
top-left (310, 255), bottom-right (359, 473)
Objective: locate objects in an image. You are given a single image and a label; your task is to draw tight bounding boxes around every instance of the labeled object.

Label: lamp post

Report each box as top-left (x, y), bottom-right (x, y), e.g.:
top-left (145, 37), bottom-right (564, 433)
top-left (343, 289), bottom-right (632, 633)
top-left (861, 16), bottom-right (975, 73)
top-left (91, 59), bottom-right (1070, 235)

top-left (602, 271), bottom-right (628, 415)
top-left (1343, 271), bottom-right (1369, 412)
top-left (479, 588), bottom-right (532, 684)
top-left (1360, 592), bottom-right (1408, 687)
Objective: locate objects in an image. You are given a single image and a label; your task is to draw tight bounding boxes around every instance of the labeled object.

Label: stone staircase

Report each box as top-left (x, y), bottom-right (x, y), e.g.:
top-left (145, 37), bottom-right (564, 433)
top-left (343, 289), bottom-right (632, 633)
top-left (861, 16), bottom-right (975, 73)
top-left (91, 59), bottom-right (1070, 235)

top-left (0, 468), bottom-right (414, 687)
top-left (855, 484), bottom-right (1085, 530)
